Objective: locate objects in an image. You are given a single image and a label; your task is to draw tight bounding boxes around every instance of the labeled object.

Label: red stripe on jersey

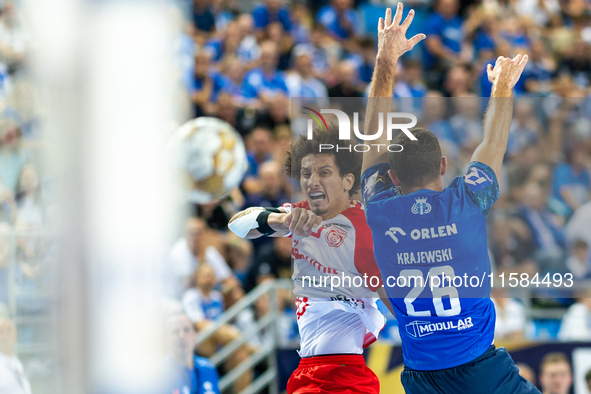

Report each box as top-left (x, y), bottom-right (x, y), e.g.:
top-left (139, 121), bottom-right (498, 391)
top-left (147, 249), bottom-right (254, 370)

top-left (340, 204), bottom-right (383, 291)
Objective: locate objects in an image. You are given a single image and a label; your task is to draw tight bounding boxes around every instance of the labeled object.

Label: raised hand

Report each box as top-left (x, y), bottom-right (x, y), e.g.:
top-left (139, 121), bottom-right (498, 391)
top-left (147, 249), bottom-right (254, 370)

top-left (377, 3), bottom-right (426, 64)
top-left (487, 54), bottom-right (529, 89)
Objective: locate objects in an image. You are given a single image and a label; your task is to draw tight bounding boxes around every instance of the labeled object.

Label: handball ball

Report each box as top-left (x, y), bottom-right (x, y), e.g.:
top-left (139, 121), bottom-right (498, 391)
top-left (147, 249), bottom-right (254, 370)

top-left (168, 117), bottom-right (248, 204)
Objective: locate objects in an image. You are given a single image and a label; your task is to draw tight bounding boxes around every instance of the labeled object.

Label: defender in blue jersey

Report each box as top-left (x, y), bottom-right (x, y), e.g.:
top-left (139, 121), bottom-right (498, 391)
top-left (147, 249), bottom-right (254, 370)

top-left (360, 5), bottom-right (539, 393)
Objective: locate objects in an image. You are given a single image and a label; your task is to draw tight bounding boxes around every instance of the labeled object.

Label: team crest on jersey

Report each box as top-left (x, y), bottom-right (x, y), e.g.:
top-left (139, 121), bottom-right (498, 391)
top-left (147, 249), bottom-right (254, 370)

top-left (325, 226), bottom-right (347, 247)
top-left (411, 197), bottom-right (431, 215)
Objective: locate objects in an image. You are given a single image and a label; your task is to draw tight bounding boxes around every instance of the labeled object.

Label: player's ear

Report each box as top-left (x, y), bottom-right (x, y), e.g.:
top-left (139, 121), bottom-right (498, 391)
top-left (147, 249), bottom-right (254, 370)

top-left (388, 169), bottom-right (401, 186)
top-left (343, 173), bottom-right (354, 191)
top-left (441, 156), bottom-right (447, 176)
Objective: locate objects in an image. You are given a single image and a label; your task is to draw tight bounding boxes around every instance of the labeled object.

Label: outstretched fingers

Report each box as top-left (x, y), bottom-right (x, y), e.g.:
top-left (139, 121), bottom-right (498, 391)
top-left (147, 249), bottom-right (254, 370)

top-left (408, 33), bottom-right (426, 49)
top-left (400, 9), bottom-right (415, 33)
top-left (518, 54), bottom-right (529, 70)
top-left (393, 2), bottom-right (403, 26)
top-left (378, 17), bottom-right (384, 32)
top-left (385, 7), bottom-right (392, 28)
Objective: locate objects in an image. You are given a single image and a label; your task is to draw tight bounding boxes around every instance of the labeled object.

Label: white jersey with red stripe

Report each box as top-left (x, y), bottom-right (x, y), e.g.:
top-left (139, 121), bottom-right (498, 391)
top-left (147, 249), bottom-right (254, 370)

top-left (282, 200), bottom-right (385, 357)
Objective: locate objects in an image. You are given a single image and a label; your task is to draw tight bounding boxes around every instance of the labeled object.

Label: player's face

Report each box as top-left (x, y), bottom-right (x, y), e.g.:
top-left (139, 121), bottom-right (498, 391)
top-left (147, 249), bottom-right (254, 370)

top-left (540, 362), bottom-right (572, 394)
top-left (166, 315), bottom-right (196, 359)
top-left (300, 154), bottom-right (352, 218)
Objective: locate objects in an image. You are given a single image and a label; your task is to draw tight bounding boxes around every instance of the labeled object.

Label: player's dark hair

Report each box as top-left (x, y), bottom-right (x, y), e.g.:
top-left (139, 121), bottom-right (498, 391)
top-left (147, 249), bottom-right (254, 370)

top-left (284, 121), bottom-right (361, 197)
top-left (388, 128), bottom-right (442, 189)
top-left (585, 368), bottom-right (591, 383)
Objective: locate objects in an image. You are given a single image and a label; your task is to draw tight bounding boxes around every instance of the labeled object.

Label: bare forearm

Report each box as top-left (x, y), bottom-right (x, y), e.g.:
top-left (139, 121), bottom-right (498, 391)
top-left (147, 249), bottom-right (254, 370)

top-left (472, 82), bottom-right (513, 176)
top-left (362, 55), bottom-right (397, 173)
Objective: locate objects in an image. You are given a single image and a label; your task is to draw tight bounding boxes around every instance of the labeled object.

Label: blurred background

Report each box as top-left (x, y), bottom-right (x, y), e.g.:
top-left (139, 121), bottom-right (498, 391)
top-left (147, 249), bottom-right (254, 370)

top-left (2, 0), bottom-right (591, 393)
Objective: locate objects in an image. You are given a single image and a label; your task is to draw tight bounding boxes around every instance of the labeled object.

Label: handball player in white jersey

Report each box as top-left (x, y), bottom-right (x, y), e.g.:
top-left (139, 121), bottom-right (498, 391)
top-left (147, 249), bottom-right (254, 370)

top-left (229, 126), bottom-right (385, 393)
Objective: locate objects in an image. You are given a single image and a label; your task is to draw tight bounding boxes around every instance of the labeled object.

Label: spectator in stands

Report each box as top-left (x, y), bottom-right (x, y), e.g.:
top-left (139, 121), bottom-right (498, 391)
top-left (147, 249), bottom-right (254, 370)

top-left (181, 264), bottom-right (253, 392)
top-left (265, 21), bottom-right (294, 71)
top-left (442, 65), bottom-right (471, 97)
top-left (255, 94), bottom-right (290, 131)
top-left (235, 14), bottom-right (261, 66)
top-left (449, 95), bottom-right (483, 150)
top-left (186, 50), bottom-right (223, 117)
top-left (243, 127), bottom-right (274, 196)
top-left (507, 99), bottom-right (542, 158)
top-left (293, 23), bottom-right (334, 80)
top-left (504, 145), bottom-right (541, 201)
top-left (490, 217), bottom-right (537, 273)
top-left (241, 41), bottom-right (288, 105)
top-left (285, 48), bottom-right (328, 105)
top-left (183, 264), bottom-right (225, 328)
top-left (558, 289), bottom-right (591, 341)
top-left (421, 91), bottom-right (460, 157)
top-left (516, 363), bottom-right (536, 386)
top-left (351, 37), bottom-right (376, 86)
top-left (252, 0), bottom-right (292, 33)
top-left (192, 0), bottom-right (216, 36)
top-left (159, 313), bottom-right (221, 394)
top-left (0, 317), bottom-right (31, 394)
top-left (522, 40), bottom-right (555, 93)
top-left (565, 239), bottom-right (591, 279)
top-left (243, 161), bottom-right (289, 210)
top-left (167, 217), bottom-right (235, 299)
top-left (327, 61), bottom-right (363, 98)
top-left (515, 182), bottom-right (567, 274)
top-left (423, 0), bottom-right (465, 88)
top-left (0, 120), bottom-right (28, 193)
top-left (0, 1), bottom-right (27, 76)
top-left (551, 145), bottom-right (591, 215)
top-left (538, 353), bottom-right (573, 394)
top-left (316, 0), bottom-right (358, 41)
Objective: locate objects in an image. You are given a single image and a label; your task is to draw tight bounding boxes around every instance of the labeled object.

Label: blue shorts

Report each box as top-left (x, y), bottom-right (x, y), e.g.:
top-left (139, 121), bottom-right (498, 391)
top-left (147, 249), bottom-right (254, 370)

top-left (401, 345), bottom-right (541, 394)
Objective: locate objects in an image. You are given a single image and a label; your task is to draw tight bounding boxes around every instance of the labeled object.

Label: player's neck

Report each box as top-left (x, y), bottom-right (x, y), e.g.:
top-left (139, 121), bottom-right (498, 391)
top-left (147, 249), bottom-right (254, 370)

top-left (402, 180), bottom-right (442, 195)
top-left (321, 199), bottom-right (350, 221)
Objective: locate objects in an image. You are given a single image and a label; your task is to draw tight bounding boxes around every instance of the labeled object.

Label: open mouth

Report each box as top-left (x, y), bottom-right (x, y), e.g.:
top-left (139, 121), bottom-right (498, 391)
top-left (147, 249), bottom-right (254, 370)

top-left (309, 191), bottom-right (326, 202)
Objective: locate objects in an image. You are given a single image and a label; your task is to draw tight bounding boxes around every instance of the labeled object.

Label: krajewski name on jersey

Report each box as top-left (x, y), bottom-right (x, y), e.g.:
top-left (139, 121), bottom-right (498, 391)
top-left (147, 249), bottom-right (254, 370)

top-left (405, 317), bottom-right (474, 338)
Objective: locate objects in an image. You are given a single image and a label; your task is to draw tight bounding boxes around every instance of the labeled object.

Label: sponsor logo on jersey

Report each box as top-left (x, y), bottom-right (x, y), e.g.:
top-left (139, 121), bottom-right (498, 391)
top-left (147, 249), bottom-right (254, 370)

top-left (411, 197), bottom-right (431, 215)
top-left (385, 227), bottom-right (406, 243)
top-left (464, 167), bottom-right (493, 190)
top-left (385, 223), bottom-right (458, 244)
top-left (326, 226), bottom-right (348, 247)
top-left (405, 317), bottom-right (474, 338)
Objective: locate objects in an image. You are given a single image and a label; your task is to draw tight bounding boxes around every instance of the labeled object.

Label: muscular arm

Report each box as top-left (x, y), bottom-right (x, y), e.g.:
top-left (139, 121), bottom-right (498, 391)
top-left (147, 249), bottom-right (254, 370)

top-left (362, 5), bottom-right (425, 174)
top-left (471, 55), bottom-right (528, 180)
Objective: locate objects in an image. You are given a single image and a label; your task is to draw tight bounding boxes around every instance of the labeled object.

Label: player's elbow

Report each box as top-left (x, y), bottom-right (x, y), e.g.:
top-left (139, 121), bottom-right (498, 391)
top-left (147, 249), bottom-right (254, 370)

top-left (480, 138), bottom-right (508, 155)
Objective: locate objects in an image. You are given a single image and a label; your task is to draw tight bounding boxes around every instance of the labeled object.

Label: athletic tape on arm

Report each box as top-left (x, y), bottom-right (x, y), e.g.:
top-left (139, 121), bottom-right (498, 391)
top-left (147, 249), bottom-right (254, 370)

top-left (228, 208), bottom-right (264, 238)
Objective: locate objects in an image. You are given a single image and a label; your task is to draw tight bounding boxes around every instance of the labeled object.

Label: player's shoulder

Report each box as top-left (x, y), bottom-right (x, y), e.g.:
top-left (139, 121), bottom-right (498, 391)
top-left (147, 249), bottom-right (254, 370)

top-left (339, 201), bottom-right (368, 226)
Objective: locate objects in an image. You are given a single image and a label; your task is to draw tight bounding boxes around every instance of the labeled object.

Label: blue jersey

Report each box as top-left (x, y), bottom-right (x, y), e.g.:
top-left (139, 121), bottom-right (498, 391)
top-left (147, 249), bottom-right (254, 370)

top-left (362, 161), bottom-right (499, 371)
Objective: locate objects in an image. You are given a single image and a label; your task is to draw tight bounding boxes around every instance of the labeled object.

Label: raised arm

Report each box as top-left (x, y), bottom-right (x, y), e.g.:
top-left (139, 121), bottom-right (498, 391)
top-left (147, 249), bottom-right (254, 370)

top-left (471, 54), bottom-right (528, 179)
top-left (362, 4), bottom-right (425, 174)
